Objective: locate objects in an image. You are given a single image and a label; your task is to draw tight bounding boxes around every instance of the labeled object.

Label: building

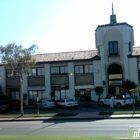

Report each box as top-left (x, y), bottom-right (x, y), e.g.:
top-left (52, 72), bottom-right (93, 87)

top-left (0, 3), bottom-right (140, 105)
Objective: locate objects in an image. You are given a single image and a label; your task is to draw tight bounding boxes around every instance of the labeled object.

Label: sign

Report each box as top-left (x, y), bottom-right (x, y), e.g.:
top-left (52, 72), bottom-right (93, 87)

top-left (28, 86), bottom-right (45, 90)
top-left (109, 74), bottom-right (122, 79)
top-left (109, 80), bottom-right (122, 86)
top-left (75, 85), bottom-right (94, 89)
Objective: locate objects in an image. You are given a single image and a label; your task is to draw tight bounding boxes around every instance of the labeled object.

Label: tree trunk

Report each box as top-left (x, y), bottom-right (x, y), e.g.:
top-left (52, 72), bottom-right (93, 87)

top-left (20, 77), bottom-right (24, 115)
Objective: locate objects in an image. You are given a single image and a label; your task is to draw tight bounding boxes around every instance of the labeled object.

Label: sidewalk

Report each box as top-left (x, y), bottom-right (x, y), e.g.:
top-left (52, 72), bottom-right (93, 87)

top-left (0, 112), bottom-right (140, 121)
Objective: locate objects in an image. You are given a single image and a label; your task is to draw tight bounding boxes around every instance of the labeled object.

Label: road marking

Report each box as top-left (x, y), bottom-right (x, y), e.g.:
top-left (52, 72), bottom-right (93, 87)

top-left (29, 127), bottom-right (42, 129)
top-left (48, 127), bottom-right (60, 129)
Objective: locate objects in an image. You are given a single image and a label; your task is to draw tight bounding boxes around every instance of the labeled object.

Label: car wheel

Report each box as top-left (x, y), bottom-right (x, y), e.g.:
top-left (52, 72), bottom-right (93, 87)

top-left (117, 103), bottom-right (121, 108)
top-left (100, 101), bottom-right (104, 106)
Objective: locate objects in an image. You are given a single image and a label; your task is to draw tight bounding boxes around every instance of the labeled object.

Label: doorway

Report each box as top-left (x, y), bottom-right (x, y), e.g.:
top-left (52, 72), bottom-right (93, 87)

top-left (107, 64), bottom-right (123, 94)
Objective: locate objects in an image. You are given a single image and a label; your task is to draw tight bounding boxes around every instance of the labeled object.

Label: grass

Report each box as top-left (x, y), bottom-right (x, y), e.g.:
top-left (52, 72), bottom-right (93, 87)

top-left (0, 135), bottom-right (135, 140)
top-left (0, 113), bottom-right (78, 118)
top-left (99, 111), bottom-right (140, 115)
top-left (1, 110), bottom-right (140, 118)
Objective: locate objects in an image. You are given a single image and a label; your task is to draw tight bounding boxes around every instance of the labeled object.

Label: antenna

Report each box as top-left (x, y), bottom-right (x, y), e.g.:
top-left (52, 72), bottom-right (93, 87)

top-left (112, 0), bottom-right (114, 15)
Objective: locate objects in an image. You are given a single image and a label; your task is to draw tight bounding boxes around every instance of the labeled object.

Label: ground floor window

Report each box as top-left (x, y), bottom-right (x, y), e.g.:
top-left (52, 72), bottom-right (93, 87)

top-left (51, 86), bottom-right (69, 100)
top-left (75, 89), bottom-right (91, 101)
top-left (6, 88), bottom-right (20, 100)
top-left (28, 90), bottom-right (45, 105)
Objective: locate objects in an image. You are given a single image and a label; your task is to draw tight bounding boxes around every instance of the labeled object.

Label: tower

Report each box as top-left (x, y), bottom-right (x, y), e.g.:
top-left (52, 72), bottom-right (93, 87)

top-left (94, 2), bottom-right (134, 96)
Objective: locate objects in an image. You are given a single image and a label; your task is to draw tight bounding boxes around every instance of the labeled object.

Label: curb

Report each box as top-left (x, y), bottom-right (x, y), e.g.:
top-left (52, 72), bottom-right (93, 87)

top-left (0, 115), bottom-right (140, 122)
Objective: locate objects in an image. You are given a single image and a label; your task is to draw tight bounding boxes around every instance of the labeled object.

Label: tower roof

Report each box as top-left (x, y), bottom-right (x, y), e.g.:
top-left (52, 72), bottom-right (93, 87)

top-left (110, 2), bottom-right (117, 24)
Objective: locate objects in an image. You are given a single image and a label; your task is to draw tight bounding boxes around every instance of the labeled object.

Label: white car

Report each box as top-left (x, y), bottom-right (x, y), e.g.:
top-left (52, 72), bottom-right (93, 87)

top-left (38, 99), bottom-right (55, 109)
top-left (57, 99), bottom-right (78, 109)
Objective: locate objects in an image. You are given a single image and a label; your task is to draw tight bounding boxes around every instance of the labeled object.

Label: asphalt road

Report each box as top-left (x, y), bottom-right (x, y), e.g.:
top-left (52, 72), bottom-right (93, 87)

top-left (0, 119), bottom-right (140, 138)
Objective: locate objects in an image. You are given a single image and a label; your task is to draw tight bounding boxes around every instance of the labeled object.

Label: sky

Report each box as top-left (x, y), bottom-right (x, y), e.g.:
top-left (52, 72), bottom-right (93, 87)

top-left (0, 0), bottom-right (140, 54)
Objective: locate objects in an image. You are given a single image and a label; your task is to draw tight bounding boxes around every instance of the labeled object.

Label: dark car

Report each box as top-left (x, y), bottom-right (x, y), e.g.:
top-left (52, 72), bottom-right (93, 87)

top-left (0, 100), bottom-right (9, 112)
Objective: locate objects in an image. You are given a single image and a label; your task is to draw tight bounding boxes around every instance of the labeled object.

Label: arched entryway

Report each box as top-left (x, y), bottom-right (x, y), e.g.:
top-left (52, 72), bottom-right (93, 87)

top-left (107, 64), bottom-right (123, 94)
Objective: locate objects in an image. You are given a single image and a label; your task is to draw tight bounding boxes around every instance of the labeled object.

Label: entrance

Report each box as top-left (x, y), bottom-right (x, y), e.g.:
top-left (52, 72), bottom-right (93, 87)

top-left (107, 64), bottom-right (123, 94)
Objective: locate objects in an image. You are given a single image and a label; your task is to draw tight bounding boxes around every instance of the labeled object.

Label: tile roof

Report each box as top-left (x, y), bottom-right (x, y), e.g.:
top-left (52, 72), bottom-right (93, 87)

top-left (34, 50), bottom-right (98, 62)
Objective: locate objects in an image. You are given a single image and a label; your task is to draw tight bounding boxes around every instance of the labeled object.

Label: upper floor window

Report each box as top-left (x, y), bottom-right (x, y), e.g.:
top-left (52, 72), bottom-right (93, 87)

top-left (6, 69), bottom-right (20, 77)
top-left (29, 68), bottom-right (36, 76)
top-left (75, 65), bottom-right (93, 74)
top-left (108, 41), bottom-right (118, 55)
top-left (29, 67), bottom-right (44, 76)
top-left (85, 65), bottom-right (93, 73)
top-left (37, 68), bottom-right (45, 76)
top-left (51, 66), bottom-right (68, 74)
top-left (129, 41), bottom-right (131, 51)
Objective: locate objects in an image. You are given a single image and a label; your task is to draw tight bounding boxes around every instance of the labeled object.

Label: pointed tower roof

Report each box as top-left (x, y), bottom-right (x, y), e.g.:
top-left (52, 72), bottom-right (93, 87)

top-left (95, 1), bottom-right (133, 31)
top-left (110, 2), bottom-right (117, 24)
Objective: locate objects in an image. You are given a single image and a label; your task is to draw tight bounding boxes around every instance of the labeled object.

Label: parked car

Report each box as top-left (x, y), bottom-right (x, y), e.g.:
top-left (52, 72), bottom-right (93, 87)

top-left (57, 99), bottom-right (78, 109)
top-left (38, 99), bottom-right (55, 109)
top-left (99, 94), bottom-right (134, 108)
top-left (0, 100), bottom-right (9, 112)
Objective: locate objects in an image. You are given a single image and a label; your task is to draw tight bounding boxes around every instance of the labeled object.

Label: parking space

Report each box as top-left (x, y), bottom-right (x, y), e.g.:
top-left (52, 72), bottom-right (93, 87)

top-left (2, 101), bottom-right (139, 115)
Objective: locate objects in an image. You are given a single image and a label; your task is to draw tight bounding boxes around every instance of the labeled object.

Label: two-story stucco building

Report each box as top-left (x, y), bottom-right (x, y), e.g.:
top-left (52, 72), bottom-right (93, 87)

top-left (0, 4), bottom-right (140, 105)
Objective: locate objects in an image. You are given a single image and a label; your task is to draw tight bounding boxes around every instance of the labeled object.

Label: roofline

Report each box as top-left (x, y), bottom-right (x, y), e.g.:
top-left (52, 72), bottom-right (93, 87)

top-left (36, 56), bottom-right (101, 64)
top-left (95, 22), bottom-right (133, 31)
top-left (128, 54), bottom-right (140, 58)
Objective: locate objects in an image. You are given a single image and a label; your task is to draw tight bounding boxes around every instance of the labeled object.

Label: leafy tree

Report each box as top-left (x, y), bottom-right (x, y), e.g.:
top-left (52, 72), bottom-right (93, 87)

top-left (121, 79), bottom-right (137, 93)
top-left (122, 79), bottom-right (137, 114)
top-left (0, 43), bottom-right (38, 115)
top-left (94, 86), bottom-right (104, 101)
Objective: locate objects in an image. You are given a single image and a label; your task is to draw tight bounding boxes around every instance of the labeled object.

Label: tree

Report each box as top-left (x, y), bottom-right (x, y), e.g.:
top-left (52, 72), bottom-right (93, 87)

top-left (122, 79), bottom-right (137, 114)
top-left (94, 86), bottom-right (104, 101)
top-left (121, 79), bottom-right (137, 93)
top-left (0, 43), bottom-right (38, 115)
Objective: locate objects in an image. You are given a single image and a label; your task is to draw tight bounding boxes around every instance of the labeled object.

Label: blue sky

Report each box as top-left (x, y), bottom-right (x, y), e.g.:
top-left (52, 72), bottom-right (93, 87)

top-left (0, 0), bottom-right (140, 54)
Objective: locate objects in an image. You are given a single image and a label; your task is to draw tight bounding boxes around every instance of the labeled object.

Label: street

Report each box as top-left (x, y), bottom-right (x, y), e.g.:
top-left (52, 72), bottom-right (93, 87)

top-left (0, 119), bottom-right (140, 138)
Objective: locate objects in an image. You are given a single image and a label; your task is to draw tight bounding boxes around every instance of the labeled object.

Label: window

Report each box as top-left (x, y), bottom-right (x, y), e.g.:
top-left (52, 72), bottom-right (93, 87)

top-left (51, 67), bottom-right (59, 74)
top-left (37, 68), bottom-right (44, 76)
top-left (60, 66), bottom-right (68, 74)
top-left (108, 41), bottom-right (118, 55)
top-left (6, 69), bottom-right (20, 77)
top-left (51, 66), bottom-right (68, 74)
top-left (29, 68), bottom-right (44, 76)
top-left (6, 88), bottom-right (20, 100)
top-left (85, 65), bottom-right (93, 73)
top-left (129, 41), bottom-right (131, 51)
top-left (75, 65), bottom-right (93, 74)
top-left (28, 90), bottom-right (45, 100)
top-left (75, 66), bottom-right (84, 74)
top-left (29, 68), bottom-right (36, 76)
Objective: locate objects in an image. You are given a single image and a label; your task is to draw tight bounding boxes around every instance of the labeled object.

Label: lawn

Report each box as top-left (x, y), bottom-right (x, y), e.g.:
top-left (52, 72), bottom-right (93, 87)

top-left (0, 111), bottom-right (140, 118)
top-left (0, 135), bottom-right (136, 140)
top-left (99, 111), bottom-right (140, 115)
top-left (0, 113), bottom-right (78, 118)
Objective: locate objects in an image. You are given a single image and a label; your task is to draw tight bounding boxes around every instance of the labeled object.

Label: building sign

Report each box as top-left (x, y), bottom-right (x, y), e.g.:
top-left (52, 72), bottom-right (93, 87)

top-left (109, 74), bottom-right (122, 79)
top-left (28, 86), bottom-right (45, 90)
top-left (75, 85), bottom-right (94, 89)
top-left (109, 80), bottom-right (122, 86)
